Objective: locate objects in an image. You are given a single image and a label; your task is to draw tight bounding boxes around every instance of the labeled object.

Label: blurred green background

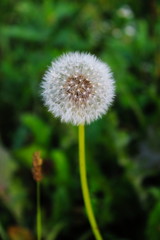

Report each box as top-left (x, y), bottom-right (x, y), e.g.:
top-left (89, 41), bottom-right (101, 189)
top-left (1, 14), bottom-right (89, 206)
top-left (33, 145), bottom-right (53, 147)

top-left (0, 0), bottom-right (160, 239)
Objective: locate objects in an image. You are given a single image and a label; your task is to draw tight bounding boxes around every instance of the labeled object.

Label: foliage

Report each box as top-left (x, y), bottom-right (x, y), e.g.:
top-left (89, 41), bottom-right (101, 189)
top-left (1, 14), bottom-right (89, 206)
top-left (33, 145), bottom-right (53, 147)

top-left (0, 0), bottom-right (160, 239)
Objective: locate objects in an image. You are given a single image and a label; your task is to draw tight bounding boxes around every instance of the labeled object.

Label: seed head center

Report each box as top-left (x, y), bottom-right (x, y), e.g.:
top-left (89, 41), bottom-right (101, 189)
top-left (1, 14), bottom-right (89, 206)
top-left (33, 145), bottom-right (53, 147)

top-left (64, 75), bottom-right (93, 103)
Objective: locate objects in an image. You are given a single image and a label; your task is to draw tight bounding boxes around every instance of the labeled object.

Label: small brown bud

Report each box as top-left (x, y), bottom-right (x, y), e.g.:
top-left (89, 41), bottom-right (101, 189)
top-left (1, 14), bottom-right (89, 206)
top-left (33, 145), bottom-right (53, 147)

top-left (32, 152), bottom-right (43, 182)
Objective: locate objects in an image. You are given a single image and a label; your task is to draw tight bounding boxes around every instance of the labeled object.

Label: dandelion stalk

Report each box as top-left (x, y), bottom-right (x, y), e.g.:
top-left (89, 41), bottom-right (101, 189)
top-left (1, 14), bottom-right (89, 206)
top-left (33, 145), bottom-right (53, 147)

top-left (79, 125), bottom-right (103, 240)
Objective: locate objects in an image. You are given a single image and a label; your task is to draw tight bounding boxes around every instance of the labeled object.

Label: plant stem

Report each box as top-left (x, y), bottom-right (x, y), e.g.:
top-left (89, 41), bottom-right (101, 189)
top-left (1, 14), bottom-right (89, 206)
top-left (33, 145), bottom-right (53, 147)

top-left (78, 125), bottom-right (103, 240)
top-left (37, 181), bottom-right (41, 240)
top-left (0, 223), bottom-right (7, 240)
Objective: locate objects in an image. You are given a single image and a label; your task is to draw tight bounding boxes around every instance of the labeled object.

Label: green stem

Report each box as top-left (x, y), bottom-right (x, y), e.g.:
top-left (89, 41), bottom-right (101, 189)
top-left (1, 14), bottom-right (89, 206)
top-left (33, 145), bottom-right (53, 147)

top-left (78, 125), bottom-right (103, 240)
top-left (0, 223), bottom-right (7, 240)
top-left (37, 181), bottom-right (41, 240)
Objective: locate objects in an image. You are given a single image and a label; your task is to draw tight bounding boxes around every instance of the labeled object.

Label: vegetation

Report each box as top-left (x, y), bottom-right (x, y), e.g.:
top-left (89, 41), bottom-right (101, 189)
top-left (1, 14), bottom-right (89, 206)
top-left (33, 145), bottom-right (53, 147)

top-left (0, 0), bottom-right (160, 239)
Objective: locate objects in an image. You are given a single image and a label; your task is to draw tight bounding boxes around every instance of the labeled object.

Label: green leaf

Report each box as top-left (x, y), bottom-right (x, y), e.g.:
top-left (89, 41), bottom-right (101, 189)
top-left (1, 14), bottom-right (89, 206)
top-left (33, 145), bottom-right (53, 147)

top-left (21, 113), bottom-right (51, 146)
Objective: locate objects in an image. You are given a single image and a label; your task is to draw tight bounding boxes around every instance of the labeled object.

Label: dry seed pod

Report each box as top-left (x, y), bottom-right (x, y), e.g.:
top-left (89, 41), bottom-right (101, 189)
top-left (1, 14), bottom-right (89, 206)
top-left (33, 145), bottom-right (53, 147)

top-left (32, 152), bottom-right (43, 182)
top-left (41, 52), bottom-right (115, 125)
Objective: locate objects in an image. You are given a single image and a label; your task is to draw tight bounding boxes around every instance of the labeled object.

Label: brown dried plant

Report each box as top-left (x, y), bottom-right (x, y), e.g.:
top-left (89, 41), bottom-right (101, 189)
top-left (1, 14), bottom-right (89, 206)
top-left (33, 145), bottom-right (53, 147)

top-left (32, 152), bottom-right (43, 182)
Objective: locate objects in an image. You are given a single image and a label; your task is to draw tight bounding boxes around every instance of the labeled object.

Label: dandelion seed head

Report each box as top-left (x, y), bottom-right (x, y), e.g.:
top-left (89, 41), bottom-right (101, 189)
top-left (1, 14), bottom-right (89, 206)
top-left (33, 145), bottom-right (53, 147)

top-left (41, 52), bottom-right (115, 125)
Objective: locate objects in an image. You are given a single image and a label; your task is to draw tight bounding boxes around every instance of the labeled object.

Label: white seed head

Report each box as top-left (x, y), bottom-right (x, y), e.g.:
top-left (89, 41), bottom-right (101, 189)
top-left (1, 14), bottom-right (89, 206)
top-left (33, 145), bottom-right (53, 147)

top-left (41, 52), bottom-right (115, 125)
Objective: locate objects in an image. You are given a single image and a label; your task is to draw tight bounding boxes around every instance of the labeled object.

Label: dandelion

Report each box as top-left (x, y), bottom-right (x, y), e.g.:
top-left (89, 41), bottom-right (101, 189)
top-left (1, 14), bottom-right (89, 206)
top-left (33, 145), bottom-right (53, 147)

top-left (41, 52), bottom-right (115, 125)
top-left (117, 5), bottom-right (134, 18)
top-left (124, 25), bottom-right (136, 36)
top-left (41, 52), bottom-right (115, 240)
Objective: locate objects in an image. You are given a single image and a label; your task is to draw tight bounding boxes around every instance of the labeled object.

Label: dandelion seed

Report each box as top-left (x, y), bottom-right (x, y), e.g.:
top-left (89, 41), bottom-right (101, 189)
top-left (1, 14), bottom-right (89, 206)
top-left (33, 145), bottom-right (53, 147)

top-left (41, 52), bottom-right (115, 125)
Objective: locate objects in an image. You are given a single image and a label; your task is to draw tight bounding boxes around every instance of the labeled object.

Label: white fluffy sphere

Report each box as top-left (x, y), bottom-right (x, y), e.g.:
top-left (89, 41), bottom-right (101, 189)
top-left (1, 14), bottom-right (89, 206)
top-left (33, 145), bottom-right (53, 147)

top-left (41, 52), bottom-right (115, 125)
